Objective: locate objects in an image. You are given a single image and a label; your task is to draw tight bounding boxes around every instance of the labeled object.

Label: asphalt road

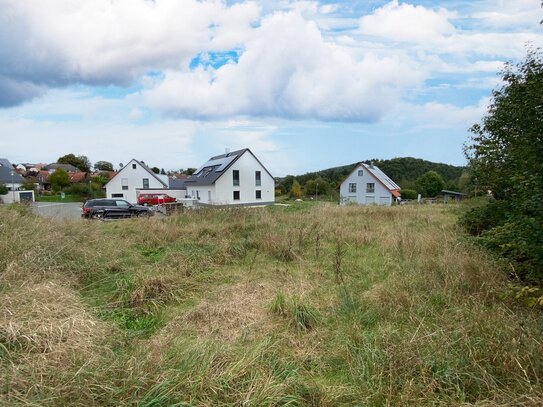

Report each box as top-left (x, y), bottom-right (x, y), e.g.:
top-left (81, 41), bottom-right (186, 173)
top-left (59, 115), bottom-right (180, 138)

top-left (32, 202), bottom-right (83, 220)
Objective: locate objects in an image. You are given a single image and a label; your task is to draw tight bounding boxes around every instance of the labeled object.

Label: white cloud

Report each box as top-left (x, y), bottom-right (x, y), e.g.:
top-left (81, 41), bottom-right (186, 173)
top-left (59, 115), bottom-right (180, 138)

top-left (402, 97), bottom-right (490, 129)
top-left (359, 1), bottom-right (456, 43)
top-left (142, 11), bottom-right (424, 121)
top-left (471, 0), bottom-right (542, 29)
top-left (0, 0), bottom-right (259, 104)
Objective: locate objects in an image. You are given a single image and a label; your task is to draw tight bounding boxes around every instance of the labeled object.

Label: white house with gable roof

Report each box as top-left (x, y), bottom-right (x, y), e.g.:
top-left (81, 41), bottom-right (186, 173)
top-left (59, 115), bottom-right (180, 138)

top-left (340, 162), bottom-right (401, 206)
top-left (184, 148), bottom-right (275, 206)
top-left (105, 159), bottom-right (170, 204)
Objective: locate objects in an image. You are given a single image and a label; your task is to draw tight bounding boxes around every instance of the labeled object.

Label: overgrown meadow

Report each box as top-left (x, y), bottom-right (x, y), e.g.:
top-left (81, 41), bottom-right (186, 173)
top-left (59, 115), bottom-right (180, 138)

top-left (1, 203), bottom-right (541, 406)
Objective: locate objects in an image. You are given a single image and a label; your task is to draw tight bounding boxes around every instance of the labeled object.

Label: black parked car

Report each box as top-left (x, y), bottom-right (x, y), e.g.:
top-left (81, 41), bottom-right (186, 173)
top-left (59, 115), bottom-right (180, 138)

top-left (82, 199), bottom-right (153, 219)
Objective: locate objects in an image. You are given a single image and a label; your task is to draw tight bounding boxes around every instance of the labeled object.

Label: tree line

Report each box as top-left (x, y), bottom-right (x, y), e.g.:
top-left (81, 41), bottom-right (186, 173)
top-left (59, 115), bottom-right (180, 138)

top-left (277, 157), bottom-right (469, 199)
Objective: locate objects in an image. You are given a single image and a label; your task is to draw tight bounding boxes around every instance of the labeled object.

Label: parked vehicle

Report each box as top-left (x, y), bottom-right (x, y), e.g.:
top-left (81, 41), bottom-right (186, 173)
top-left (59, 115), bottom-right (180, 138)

top-left (137, 193), bottom-right (176, 206)
top-left (82, 198), bottom-right (153, 219)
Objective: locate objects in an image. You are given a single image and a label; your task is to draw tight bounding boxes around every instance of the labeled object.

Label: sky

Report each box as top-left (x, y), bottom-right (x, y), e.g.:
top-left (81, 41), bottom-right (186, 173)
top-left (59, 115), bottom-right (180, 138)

top-left (0, 0), bottom-right (542, 176)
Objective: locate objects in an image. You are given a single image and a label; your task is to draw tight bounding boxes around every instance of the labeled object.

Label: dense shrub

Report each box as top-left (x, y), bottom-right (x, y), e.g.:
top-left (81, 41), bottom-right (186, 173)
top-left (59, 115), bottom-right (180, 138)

top-left (400, 189), bottom-right (417, 200)
top-left (463, 48), bottom-right (543, 283)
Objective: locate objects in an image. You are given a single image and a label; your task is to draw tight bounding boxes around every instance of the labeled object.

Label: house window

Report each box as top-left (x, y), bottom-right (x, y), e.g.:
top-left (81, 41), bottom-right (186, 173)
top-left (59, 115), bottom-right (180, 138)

top-left (256, 190), bottom-right (262, 199)
top-left (349, 183), bottom-right (357, 193)
top-left (233, 170), bottom-right (240, 186)
top-left (112, 193), bottom-right (124, 198)
top-left (121, 178), bottom-right (128, 190)
top-left (196, 191), bottom-right (200, 200)
top-left (233, 191), bottom-right (240, 201)
top-left (366, 183), bottom-right (375, 193)
top-left (143, 178), bottom-right (149, 189)
top-left (255, 171), bottom-right (261, 186)
top-left (358, 170), bottom-right (364, 176)
top-left (132, 163), bottom-right (137, 169)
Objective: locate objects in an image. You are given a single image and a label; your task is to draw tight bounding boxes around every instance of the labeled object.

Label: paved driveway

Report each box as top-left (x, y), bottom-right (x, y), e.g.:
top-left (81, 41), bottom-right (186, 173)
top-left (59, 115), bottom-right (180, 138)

top-left (32, 202), bottom-right (83, 220)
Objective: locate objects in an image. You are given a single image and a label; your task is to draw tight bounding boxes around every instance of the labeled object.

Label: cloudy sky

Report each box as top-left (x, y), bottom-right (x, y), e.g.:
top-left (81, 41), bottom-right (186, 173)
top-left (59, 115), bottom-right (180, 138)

top-left (0, 0), bottom-right (541, 175)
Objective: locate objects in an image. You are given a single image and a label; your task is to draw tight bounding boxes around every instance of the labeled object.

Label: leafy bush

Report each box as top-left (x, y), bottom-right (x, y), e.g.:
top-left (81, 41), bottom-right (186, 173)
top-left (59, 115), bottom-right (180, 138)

top-left (65, 183), bottom-right (90, 196)
top-left (463, 48), bottom-right (543, 284)
top-left (400, 189), bottom-right (417, 200)
top-left (0, 183), bottom-right (7, 195)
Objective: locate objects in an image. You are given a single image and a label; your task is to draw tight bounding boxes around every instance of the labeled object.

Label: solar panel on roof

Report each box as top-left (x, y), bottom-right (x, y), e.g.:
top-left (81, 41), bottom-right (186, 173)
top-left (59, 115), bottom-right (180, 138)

top-left (194, 154), bottom-right (238, 175)
top-left (368, 165), bottom-right (401, 190)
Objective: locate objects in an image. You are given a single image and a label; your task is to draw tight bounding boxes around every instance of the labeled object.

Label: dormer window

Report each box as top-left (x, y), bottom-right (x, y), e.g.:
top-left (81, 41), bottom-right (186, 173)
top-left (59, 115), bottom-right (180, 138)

top-left (132, 163), bottom-right (137, 169)
top-left (358, 169), bottom-right (363, 176)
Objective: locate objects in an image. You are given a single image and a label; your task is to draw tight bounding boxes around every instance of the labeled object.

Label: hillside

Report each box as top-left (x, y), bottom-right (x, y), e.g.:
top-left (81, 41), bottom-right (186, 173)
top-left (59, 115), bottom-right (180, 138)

top-left (1, 204), bottom-right (541, 406)
top-left (280, 157), bottom-right (466, 191)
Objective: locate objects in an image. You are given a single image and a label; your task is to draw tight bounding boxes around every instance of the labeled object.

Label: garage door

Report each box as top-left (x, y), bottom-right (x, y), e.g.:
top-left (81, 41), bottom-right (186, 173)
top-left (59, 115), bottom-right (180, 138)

top-left (19, 192), bottom-right (34, 202)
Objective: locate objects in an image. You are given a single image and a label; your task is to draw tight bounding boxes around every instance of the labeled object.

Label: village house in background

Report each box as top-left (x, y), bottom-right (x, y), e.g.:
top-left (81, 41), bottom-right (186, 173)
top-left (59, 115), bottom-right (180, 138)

top-left (184, 148), bottom-right (275, 206)
top-left (339, 162), bottom-right (401, 206)
top-left (105, 159), bottom-right (187, 203)
top-left (0, 158), bottom-right (35, 203)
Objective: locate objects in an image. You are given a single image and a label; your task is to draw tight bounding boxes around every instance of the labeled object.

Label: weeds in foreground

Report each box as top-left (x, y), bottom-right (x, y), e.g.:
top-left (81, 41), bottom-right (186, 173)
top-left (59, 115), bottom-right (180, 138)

top-left (0, 204), bottom-right (542, 406)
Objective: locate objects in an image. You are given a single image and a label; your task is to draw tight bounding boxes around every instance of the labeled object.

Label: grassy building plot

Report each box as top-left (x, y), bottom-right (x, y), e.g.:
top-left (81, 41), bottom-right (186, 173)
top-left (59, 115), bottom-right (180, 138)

top-left (0, 203), bottom-right (541, 406)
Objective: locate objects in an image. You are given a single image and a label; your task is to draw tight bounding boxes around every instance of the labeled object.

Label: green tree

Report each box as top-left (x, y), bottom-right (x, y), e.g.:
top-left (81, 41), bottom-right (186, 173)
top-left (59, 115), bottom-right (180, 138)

top-left (57, 154), bottom-right (91, 172)
top-left (94, 161), bottom-right (114, 171)
top-left (151, 167), bottom-right (160, 174)
top-left (290, 180), bottom-right (302, 199)
top-left (416, 171), bottom-right (444, 197)
top-left (49, 168), bottom-right (71, 191)
top-left (0, 183), bottom-right (7, 195)
top-left (463, 48), bottom-right (543, 282)
top-left (21, 180), bottom-right (37, 191)
top-left (185, 168), bottom-right (197, 176)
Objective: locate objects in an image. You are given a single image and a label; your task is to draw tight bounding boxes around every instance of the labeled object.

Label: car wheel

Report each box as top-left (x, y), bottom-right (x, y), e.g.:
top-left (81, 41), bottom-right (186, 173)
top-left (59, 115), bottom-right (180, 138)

top-left (91, 212), bottom-right (104, 220)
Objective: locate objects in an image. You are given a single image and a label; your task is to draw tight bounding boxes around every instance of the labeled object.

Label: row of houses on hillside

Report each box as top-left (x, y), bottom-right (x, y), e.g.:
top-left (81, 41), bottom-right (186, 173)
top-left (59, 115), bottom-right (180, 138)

top-left (104, 148), bottom-right (400, 207)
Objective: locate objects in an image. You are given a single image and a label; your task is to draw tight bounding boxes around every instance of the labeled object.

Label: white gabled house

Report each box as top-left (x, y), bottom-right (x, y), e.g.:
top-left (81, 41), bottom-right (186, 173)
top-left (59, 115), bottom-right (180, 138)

top-left (339, 162), bottom-right (401, 206)
top-left (105, 159), bottom-right (169, 203)
top-left (184, 148), bottom-right (275, 206)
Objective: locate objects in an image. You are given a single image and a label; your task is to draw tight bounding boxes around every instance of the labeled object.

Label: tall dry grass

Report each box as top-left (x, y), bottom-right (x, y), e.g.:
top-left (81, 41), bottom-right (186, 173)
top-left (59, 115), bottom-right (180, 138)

top-left (0, 202), bottom-right (541, 406)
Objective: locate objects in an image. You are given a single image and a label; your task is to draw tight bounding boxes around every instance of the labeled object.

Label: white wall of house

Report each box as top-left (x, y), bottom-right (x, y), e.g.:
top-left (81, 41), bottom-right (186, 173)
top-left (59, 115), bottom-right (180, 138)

top-left (340, 165), bottom-right (393, 206)
top-left (105, 160), bottom-right (166, 203)
top-left (188, 151), bottom-right (275, 206)
top-left (187, 185), bottom-right (216, 204)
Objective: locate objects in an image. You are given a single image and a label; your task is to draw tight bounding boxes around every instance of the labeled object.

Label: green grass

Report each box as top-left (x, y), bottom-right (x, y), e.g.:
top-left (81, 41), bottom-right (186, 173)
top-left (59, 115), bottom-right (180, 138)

top-left (35, 193), bottom-right (86, 202)
top-left (0, 203), bottom-right (541, 406)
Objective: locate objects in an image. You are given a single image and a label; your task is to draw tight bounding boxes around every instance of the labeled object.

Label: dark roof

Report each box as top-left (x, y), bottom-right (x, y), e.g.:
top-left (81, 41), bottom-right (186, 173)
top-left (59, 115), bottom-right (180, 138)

top-left (43, 163), bottom-right (81, 172)
top-left (184, 148), bottom-right (273, 187)
top-left (169, 178), bottom-right (187, 190)
top-left (442, 190), bottom-right (466, 196)
top-left (0, 163), bottom-right (24, 184)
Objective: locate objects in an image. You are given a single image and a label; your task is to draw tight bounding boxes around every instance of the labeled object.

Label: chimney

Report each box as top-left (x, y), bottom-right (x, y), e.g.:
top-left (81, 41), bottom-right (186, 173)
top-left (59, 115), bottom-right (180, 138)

top-left (370, 161), bottom-right (374, 169)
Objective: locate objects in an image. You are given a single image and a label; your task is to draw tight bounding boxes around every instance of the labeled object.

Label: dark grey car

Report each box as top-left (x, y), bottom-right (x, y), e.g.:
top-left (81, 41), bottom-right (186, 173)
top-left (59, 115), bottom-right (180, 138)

top-left (82, 199), bottom-right (152, 219)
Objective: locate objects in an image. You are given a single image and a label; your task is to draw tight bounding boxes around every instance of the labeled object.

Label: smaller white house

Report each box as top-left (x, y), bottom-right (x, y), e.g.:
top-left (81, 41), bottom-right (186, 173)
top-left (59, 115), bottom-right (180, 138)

top-left (184, 148), bottom-right (275, 206)
top-left (105, 159), bottom-right (170, 203)
top-left (340, 162), bottom-right (401, 206)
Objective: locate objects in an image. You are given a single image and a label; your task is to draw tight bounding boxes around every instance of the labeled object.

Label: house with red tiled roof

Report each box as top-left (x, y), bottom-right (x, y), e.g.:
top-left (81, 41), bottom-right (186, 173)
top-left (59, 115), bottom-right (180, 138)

top-left (69, 172), bottom-right (88, 183)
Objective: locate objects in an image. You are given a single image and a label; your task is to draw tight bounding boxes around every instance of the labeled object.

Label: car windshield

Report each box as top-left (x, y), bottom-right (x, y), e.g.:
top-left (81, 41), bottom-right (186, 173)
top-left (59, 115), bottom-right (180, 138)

top-left (116, 200), bottom-right (131, 207)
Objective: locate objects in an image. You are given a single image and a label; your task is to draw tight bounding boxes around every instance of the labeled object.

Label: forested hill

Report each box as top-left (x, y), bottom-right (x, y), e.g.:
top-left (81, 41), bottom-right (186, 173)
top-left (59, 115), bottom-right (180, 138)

top-left (281, 157), bottom-right (466, 190)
